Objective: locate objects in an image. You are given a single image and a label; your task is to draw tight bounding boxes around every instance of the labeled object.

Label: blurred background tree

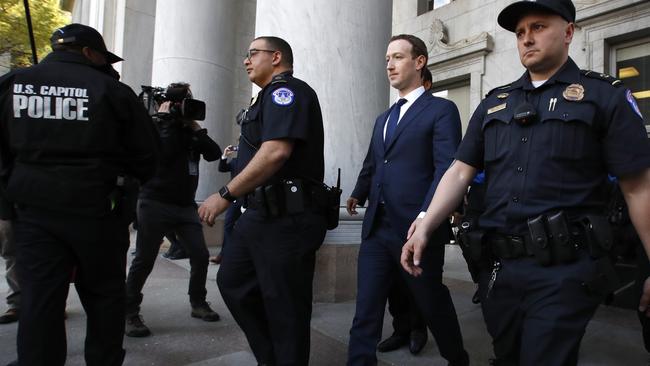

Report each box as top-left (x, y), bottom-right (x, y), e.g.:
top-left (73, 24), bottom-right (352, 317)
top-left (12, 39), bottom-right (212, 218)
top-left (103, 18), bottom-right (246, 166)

top-left (0, 0), bottom-right (70, 69)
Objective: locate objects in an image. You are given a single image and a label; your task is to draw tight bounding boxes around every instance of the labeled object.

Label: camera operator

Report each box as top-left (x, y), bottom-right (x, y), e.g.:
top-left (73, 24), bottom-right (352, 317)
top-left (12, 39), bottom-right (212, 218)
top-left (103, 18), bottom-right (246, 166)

top-left (125, 83), bottom-right (222, 337)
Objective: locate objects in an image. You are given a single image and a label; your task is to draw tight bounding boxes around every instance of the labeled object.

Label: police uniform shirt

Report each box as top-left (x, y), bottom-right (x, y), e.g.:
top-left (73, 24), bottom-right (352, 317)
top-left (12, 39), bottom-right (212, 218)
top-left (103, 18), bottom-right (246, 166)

top-left (0, 50), bottom-right (158, 215)
top-left (455, 57), bottom-right (650, 234)
top-left (239, 71), bottom-right (325, 185)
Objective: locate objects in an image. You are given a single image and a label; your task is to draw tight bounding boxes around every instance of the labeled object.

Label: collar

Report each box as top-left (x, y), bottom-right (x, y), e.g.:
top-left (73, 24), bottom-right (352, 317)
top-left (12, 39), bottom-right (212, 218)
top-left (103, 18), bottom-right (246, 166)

top-left (41, 50), bottom-right (96, 67)
top-left (513, 57), bottom-right (581, 91)
top-left (397, 86), bottom-right (425, 105)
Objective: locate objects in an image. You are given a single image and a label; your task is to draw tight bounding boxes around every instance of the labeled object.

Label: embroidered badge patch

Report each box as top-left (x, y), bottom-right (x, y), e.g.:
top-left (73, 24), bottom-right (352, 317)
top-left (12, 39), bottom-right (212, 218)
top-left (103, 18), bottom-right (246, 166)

top-left (272, 87), bottom-right (294, 106)
top-left (626, 89), bottom-right (643, 119)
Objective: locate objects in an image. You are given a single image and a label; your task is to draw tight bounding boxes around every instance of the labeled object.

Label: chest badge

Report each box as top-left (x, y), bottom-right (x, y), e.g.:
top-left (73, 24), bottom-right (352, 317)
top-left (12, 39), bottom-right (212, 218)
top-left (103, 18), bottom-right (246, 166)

top-left (487, 103), bottom-right (507, 115)
top-left (563, 84), bottom-right (584, 101)
top-left (272, 87), bottom-right (295, 106)
top-left (497, 93), bottom-right (509, 99)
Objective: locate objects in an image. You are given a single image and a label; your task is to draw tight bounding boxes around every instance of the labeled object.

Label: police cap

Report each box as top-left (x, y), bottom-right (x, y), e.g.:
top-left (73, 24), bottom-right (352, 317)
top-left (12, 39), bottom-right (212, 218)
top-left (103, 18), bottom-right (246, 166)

top-left (497, 0), bottom-right (576, 32)
top-left (50, 23), bottom-right (123, 64)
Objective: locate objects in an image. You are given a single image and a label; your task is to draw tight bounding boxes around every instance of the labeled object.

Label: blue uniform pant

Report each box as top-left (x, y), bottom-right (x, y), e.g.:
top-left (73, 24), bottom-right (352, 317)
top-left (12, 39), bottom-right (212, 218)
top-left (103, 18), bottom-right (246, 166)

top-left (126, 198), bottom-right (210, 314)
top-left (14, 207), bottom-right (129, 366)
top-left (217, 208), bottom-right (327, 366)
top-left (479, 251), bottom-right (604, 365)
top-left (347, 210), bottom-right (466, 365)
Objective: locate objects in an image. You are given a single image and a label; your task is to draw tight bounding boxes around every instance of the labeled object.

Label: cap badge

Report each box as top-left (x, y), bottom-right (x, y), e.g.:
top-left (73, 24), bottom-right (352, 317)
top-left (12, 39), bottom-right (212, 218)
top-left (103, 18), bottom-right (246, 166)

top-left (563, 84), bottom-right (584, 101)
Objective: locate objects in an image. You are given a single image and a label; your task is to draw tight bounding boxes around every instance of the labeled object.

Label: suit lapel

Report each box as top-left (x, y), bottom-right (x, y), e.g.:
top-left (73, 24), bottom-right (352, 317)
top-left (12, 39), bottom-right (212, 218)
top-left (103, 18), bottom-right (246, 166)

top-left (372, 109), bottom-right (391, 156)
top-left (384, 92), bottom-right (430, 153)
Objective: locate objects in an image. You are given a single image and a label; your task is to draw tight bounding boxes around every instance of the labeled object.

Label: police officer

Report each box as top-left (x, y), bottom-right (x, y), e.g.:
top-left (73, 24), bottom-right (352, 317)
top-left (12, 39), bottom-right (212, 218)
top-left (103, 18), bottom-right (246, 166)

top-left (198, 36), bottom-right (328, 365)
top-left (401, 1), bottom-right (650, 365)
top-left (124, 84), bottom-right (222, 338)
top-left (0, 23), bottom-right (159, 365)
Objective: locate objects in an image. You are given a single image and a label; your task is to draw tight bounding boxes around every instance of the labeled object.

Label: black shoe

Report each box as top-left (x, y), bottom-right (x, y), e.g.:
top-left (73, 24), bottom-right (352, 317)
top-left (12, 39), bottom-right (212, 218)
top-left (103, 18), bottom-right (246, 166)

top-left (191, 302), bottom-right (220, 322)
top-left (0, 308), bottom-right (18, 324)
top-left (377, 332), bottom-right (409, 353)
top-left (449, 350), bottom-right (470, 366)
top-left (409, 329), bottom-right (428, 355)
top-left (125, 313), bottom-right (151, 337)
top-left (162, 248), bottom-right (188, 260)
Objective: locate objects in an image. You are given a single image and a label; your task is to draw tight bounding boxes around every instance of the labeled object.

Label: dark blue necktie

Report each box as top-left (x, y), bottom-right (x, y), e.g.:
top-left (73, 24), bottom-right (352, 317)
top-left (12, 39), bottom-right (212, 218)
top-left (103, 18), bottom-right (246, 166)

top-left (385, 98), bottom-right (407, 144)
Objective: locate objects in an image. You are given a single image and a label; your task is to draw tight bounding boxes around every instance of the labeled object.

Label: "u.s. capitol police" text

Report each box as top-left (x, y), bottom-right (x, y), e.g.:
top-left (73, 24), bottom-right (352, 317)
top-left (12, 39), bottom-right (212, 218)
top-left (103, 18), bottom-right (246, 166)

top-left (13, 83), bottom-right (90, 121)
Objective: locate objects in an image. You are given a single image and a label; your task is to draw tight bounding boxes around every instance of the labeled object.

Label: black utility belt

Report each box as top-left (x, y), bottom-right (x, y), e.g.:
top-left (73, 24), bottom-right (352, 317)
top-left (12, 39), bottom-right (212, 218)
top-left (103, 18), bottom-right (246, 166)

top-left (244, 179), bottom-right (327, 217)
top-left (460, 211), bottom-right (613, 267)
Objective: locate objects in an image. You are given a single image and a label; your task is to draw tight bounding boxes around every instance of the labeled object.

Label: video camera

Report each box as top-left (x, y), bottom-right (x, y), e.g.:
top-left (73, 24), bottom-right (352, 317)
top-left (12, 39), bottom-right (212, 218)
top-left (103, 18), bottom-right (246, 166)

top-left (139, 83), bottom-right (206, 121)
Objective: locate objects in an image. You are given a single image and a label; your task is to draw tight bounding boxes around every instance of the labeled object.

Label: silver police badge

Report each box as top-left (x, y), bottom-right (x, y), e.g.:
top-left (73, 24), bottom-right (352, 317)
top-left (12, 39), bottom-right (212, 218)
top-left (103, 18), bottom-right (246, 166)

top-left (272, 87), bottom-right (295, 106)
top-left (563, 84), bottom-right (584, 101)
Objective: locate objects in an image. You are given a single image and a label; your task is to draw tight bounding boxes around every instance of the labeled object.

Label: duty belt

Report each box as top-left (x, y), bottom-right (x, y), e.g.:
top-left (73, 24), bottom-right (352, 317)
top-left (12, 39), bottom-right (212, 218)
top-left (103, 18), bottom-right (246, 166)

top-left (487, 229), bottom-right (588, 260)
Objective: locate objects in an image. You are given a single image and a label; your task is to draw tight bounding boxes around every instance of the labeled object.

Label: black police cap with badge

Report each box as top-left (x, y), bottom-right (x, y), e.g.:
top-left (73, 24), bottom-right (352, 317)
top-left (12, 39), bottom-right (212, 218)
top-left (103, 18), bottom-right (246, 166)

top-left (497, 0), bottom-right (576, 33)
top-left (50, 23), bottom-right (123, 64)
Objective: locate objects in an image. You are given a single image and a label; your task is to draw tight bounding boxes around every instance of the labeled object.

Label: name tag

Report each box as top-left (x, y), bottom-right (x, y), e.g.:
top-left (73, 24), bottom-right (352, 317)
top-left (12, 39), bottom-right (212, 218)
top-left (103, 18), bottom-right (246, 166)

top-left (487, 103), bottom-right (507, 115)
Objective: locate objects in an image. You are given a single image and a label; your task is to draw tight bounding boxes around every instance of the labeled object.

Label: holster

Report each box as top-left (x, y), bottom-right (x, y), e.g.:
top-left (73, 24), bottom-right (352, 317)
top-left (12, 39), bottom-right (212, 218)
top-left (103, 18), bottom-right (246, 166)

top-left (458, 228), bottom-right (485, 283)
top-left (547, 211), bottom-right (577, 264)
top-left (528, 215), bottom-right (552, 266)
top-left (579, 214), bottom-right (613, 258)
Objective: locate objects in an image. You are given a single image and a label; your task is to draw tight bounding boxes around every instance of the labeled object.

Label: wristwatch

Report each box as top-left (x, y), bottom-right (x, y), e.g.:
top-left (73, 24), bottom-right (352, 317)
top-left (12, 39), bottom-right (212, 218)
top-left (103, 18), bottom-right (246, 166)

top-left (219, 185), bottom-right (236, 202)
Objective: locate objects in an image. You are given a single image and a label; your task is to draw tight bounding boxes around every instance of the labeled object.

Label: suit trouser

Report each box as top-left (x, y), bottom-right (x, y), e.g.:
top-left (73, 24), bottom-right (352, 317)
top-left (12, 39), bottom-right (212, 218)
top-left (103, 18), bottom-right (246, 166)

top-left (126, 198), bottom-right (210, 314)
top-left (347, 210), bottom-right (465, 365)
top-left (14, 207), bottom-right (129, 366)
top-left (0, 219), bottom-right (20, 310)
top-left (478, 251), bottom-right (603, 366)
top-left (386, 277), bottom-right (425, 336)
top-left (217, 208), bottom-right (327, 366)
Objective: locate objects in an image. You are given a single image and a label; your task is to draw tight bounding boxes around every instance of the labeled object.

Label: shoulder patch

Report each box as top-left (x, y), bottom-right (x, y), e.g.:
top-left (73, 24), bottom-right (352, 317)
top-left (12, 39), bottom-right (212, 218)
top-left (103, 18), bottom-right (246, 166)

top-left (271, 87), bottom-right (294, 106)
top-left (581, 70), bottom-right (623, 87)
top-left (626, 89), bottom-right (644, 119)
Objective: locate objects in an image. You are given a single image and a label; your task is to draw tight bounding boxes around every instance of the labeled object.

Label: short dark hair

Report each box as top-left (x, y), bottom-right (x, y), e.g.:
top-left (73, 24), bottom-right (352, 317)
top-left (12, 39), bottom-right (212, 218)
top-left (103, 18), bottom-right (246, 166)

top-left (255, 36), bottom-right (293, 67)
top-left (388, 34), bottom-right (428, 77)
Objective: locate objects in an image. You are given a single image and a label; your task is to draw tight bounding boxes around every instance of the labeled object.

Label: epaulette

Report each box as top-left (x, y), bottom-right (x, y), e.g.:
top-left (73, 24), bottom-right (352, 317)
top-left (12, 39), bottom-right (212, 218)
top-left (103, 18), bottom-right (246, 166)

top-left (270, 74), bottom-right (288, 85)
top-left (485, 83), bottom-right (514, 98)
top-left (581, 70), bottom-right (623, 87)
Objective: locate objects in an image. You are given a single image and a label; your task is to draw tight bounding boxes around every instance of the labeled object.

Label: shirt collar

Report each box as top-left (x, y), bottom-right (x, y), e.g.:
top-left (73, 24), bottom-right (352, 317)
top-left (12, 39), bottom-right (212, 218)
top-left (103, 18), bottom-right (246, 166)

top-left (396, 86), bottom-right (425, 105)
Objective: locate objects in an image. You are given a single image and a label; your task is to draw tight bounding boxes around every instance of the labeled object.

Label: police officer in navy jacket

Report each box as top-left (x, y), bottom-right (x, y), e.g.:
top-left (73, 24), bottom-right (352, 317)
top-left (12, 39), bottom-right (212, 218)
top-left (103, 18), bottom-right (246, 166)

top-left (402, 1), bottom-right (650, 365)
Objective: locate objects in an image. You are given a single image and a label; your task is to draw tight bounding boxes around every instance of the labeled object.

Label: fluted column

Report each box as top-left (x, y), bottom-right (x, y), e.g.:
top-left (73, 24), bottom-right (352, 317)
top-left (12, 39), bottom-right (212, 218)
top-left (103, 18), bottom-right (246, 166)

top-left (151, 0), bottom-right (239, 201)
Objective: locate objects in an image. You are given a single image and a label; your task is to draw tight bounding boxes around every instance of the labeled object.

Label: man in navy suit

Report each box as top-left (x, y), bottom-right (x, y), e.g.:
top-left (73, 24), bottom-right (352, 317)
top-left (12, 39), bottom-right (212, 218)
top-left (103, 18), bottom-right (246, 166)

top-left (346, 34), bottom-right (468, 366)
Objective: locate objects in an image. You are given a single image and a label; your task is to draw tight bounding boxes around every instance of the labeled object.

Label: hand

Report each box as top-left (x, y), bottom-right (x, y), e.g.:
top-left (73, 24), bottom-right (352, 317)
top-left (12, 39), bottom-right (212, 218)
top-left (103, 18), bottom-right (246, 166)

top-left (224, 145), bottom-right (236, 157)
top-left (198, 193), bottom-right (230, 226)
top-left (401, 218), bottom-right (429, 276)
top-left (346, 197), bottom-right (359, 215)
top-left (157, 101), bottom-right (172, 114)
top-left (639, 276), bottom-right (650, 317)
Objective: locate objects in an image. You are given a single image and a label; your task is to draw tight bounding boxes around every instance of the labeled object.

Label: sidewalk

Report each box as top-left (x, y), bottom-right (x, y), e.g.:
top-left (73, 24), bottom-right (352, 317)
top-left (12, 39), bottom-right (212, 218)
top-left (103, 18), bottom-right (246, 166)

top-left (0, 242), bottom-right (647, 365)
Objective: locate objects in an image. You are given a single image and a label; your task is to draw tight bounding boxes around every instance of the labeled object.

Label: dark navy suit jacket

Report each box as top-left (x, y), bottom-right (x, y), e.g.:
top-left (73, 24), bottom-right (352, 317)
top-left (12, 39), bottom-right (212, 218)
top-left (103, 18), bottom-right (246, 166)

top-left (351, 91), bottom-right (461, 240)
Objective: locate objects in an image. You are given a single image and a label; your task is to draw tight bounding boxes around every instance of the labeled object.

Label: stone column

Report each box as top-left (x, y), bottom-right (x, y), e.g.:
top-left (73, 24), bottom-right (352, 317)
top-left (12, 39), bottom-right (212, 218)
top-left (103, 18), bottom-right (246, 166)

top-left (255, 0), bottom-right (392, 302)
top-left (151, 0), bottom-right (239, 202)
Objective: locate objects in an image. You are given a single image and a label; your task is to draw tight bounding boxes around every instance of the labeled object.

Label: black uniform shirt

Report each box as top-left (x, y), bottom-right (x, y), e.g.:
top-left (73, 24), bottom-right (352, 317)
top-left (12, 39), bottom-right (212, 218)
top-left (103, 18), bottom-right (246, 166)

top-left (0, 50), bottom-right (159, 216)
top-left (239, 71), bottom-right (324, 187)
top-left (456, 58), bottom-right (650, 234)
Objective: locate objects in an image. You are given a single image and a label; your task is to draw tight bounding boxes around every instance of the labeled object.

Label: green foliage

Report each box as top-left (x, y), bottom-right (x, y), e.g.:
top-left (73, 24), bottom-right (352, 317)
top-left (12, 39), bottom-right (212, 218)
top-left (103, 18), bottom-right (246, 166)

top-left (0, 0), bottom-right (70, 68)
